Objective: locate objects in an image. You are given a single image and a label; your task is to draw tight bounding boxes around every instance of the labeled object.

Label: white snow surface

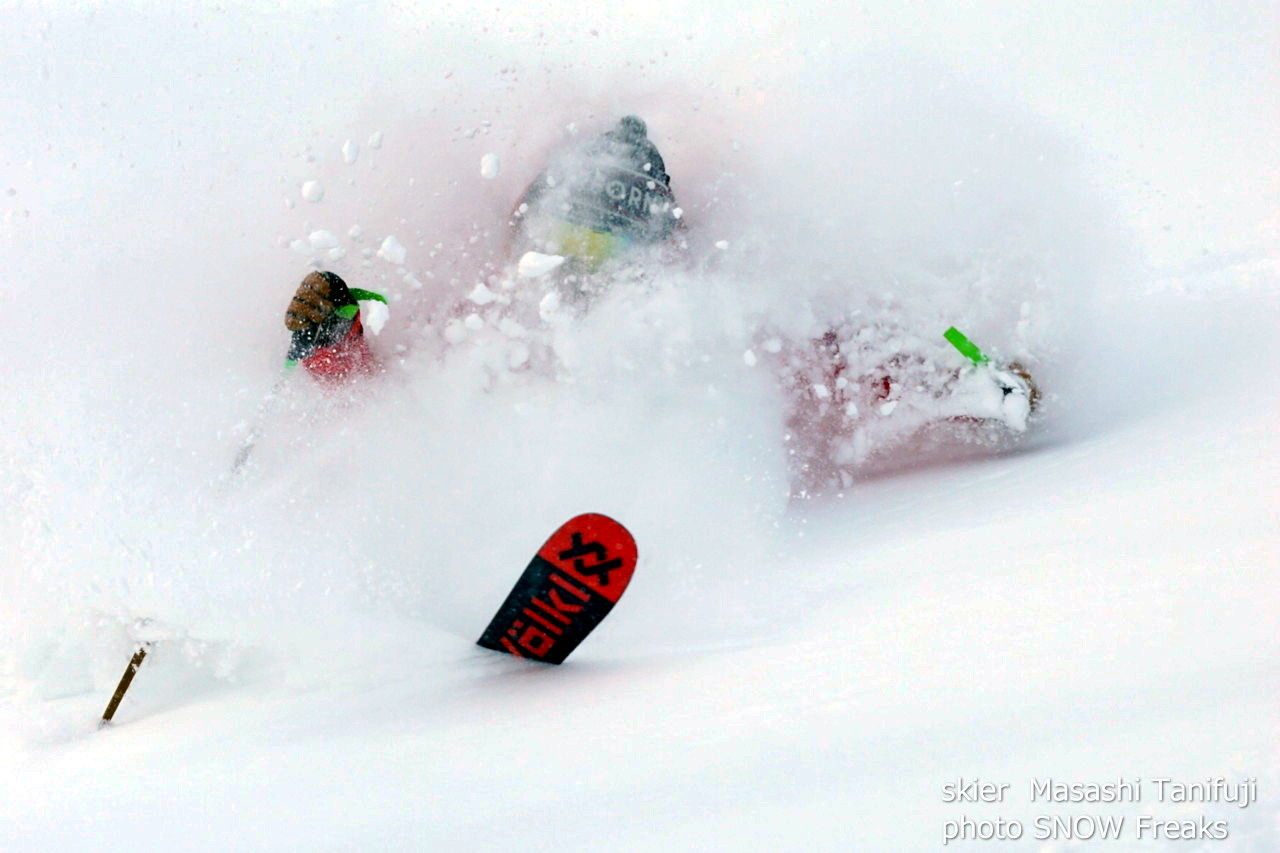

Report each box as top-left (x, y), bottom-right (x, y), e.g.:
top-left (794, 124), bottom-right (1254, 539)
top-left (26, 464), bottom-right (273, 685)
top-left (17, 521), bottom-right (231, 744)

top-left (2, 2), bottom-right (1278, 851)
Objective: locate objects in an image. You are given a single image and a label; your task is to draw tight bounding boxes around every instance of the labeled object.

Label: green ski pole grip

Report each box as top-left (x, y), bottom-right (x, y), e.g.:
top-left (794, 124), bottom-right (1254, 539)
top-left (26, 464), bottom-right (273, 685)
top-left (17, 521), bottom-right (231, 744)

top-left (349, 288), bottom-right (388, 304)
top-left (944, 326), bottom-right (990, 365)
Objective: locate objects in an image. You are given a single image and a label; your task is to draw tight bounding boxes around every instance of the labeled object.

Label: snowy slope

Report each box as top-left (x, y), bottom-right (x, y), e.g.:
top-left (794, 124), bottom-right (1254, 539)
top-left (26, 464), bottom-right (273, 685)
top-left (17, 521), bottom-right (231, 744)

top-left (1, 329), bottom-right (1276, 851)
top-left (2, 2), bottom-right (1278, 851)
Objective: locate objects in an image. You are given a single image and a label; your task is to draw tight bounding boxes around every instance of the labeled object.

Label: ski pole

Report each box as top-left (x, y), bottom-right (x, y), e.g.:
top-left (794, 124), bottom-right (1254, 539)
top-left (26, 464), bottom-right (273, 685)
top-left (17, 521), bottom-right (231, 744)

top-left (99, 645), bottom-right (149, 727)
top-left (228, 361), bottom-right (297, 476)
top-left (229, 287), bottom-right (385, 476)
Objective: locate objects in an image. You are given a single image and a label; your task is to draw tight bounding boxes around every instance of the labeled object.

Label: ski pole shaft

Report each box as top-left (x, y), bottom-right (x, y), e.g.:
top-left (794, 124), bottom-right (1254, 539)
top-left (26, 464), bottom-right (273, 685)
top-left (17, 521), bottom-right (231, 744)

top-left (100, 646), bottom-right (148, 726)
top-left (229, 362), bottom-right (296, 476)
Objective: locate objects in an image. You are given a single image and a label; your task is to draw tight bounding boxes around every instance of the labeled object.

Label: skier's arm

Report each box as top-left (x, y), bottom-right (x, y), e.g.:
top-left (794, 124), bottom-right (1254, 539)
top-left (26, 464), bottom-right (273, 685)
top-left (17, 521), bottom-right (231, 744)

top-left (283, 271), bottom-right (380, 384)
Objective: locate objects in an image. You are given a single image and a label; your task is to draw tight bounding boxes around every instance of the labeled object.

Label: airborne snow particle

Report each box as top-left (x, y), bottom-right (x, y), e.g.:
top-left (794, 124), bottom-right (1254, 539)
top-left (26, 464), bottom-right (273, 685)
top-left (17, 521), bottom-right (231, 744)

top-left (480, 153), bottom-right (501, 180)
top-left (715, 240), bottom-right (729, 251)
top-left (538, 290), bottom-right (561, 320)
top-left (468, 282), bottom-right (497, 305)
top-left (367, 130), bottom-right (383, 149)
top-left (463, 313), bottom-right (484, 330)
top-left (743, 350), bottom-right (758, 367)
top-left (377, 235), bottom-right (407, 265)
top-left (517, 251), bottom-right (566, 278)
top-left (361, 299), bottom-right (389, 335)
top-left (342, 139), bottom-right (359, 164)
top-left (308, 230), bottom-right (339, 250)
top-left (348, 224), bottom-right (364, 241)
top-left (301, 180), bottom-right (324, 203)
top-left (762, 338), bottom-right (783, 354)
top-left (672, 207), bottom-right (684, 220)
top-left (442, 319), bottom-right (466, 344)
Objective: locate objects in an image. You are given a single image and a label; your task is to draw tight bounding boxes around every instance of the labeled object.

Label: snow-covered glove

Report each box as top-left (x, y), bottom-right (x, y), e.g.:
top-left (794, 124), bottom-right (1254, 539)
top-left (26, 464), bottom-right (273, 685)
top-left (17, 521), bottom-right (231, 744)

top-left (284, 271), bottom-right (358, 361)
top-left (984, 362), bottom-right (1039, 432)
top-left (1003, 362), bottom-right (1040, 413)
top-left (936, 361), bottom-right (1040, 433)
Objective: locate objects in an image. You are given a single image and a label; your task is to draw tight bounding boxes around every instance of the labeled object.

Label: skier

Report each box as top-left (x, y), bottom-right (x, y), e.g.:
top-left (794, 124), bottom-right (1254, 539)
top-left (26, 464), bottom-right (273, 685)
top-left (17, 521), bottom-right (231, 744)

top-left (278, 116), bottom-right (681, 388)
top-left (283, 270), bottom-right (380, 383)
top-left (783, 326), bottom-right (1040, 492)
top-left (275, 118), bottom-right (1038, 494)
top-left (508, 114), bottom-right (683, 278)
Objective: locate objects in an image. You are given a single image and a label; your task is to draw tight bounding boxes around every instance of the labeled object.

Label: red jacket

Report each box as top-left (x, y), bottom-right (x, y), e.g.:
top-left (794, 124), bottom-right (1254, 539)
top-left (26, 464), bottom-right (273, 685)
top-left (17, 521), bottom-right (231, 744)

top-left (301, 314), bottom-right (379, 383)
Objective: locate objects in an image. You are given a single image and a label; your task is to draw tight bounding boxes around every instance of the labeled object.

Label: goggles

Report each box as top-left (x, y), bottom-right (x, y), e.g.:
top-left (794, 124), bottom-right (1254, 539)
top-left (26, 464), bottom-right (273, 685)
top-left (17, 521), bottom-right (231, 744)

top-left (555, 222), bottom-right (632, 271)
